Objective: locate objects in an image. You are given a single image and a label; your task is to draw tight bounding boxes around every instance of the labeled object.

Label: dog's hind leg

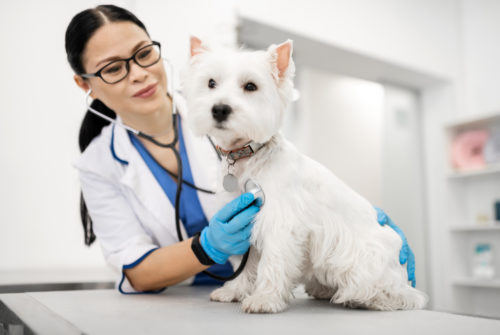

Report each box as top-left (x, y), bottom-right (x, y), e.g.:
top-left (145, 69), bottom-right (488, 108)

top-left (304, 275), bottom-right (337, 300)
top-left (360, 285), bottom-right (428, 311)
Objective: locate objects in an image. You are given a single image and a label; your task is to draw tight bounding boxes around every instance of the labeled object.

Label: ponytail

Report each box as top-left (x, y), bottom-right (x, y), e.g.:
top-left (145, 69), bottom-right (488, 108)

top-left (79, 99), bottom-right (116, 152)
top-left (79, 100), bottom-right (116, 246)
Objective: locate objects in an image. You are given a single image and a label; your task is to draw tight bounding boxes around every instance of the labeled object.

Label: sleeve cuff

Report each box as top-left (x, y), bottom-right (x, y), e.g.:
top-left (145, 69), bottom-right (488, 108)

top-left (118, 247), bottom-right (167, 295)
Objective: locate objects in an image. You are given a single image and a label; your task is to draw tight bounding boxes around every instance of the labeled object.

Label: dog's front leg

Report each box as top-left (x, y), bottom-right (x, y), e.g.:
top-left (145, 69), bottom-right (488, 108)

top-left (209, 247), bottom-right (260, 302)
top-left (241, 232), bottom-right (303, 313)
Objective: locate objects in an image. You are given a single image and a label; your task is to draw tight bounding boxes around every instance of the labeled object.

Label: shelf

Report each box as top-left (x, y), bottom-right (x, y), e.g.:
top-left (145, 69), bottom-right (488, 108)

top-left (452, 277), bottom-right (500, 288)
top-left (444, 111), bottom-right (500, 132)
top-left (444, 113), bottom-right (500, 314)
top-left (450, 224), bottom-right (500, 232)
top-left (447, 163), bottom-right (500, 178)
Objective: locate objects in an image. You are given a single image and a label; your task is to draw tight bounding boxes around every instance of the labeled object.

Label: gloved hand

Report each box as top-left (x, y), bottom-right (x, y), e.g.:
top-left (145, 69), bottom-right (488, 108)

top-left (375, 207), bottom-right (416, 287)
top-left (200, 193), bottom-right (260, 264)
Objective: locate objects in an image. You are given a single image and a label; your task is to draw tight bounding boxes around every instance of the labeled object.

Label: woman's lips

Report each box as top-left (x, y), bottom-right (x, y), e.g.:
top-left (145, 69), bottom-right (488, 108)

top-left (133, 83), bottom-right (157, 98)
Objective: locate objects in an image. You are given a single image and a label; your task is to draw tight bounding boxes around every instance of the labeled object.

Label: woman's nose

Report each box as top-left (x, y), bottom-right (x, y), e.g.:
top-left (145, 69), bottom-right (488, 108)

top-left (128, 61), bottom-right (148, 82)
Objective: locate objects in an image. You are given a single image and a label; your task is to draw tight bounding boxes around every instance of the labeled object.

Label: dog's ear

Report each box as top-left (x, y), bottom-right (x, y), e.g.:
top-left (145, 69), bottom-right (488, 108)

top-left (268, 40), bottom-right (294, 80)
top-left (190, 36), bottom-right (208, 57)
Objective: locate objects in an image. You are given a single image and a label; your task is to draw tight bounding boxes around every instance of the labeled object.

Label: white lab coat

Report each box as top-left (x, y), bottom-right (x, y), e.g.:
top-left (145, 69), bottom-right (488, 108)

top-left (73, 94), bottom-right (227, 292)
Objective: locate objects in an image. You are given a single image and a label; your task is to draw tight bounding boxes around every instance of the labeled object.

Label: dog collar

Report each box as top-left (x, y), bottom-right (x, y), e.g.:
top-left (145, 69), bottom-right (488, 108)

top-left (216, 141), bottom-right (265, 163)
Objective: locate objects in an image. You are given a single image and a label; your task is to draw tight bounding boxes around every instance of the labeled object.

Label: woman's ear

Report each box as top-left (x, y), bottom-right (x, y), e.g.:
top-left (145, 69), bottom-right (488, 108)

top-left (74, 74), bottom-right (96, 98)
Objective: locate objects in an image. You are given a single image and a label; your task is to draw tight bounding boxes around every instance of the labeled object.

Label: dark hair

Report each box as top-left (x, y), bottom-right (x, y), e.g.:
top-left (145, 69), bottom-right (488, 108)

top-left (65, 5), bottom-right (150, 246)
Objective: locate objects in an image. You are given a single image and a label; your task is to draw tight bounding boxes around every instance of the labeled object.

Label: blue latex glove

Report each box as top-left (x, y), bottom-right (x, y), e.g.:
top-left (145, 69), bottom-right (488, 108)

top-left (200, 193), bottom-right (260, 264)
top-left (375, 207), bottom-right (416, 287)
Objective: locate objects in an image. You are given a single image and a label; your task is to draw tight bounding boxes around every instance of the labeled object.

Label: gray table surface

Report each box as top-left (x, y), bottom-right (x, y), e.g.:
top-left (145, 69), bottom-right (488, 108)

top-left (1, 285), bottom-right (500, 335)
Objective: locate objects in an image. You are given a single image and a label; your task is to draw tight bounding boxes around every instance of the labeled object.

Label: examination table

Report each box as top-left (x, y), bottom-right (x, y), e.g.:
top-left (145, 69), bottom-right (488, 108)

top-left (1, 285), bottom-right (499, 334)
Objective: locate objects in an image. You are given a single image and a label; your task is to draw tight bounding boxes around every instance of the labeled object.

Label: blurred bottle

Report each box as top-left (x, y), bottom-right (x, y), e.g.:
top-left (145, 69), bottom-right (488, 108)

top-left (495, 200), bottom-right (500, 222)
top-left (472, 243), bottom-right (495, 279)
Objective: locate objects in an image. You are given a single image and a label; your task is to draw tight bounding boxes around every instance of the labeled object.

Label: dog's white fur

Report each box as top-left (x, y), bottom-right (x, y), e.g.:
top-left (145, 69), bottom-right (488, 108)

top-left (182, 37), bottom-right (428, 313)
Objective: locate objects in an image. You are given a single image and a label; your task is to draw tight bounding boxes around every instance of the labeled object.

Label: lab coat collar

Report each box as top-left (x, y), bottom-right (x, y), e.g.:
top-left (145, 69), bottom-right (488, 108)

top-left (110, 122), bottom-right (129, 166)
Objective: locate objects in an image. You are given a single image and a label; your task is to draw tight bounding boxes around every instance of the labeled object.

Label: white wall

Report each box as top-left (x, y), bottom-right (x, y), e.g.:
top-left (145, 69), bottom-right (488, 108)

top-left (237, 0), bottom-right (461, 80)
top-left (461, 0), bottom-right (500, 116)
top-left (132, 0), bottom-right (239, 89)
top-left (0, 0), bottom-right (138, 269)
top-left (295, 68), bottom-right (384, 206)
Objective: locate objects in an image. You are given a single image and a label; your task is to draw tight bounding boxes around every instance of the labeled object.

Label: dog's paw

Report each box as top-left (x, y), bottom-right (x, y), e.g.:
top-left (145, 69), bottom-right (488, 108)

top-left (210, 287), bottom-right (243, 303)
top-left (241, 294), bottom-right (288, 313)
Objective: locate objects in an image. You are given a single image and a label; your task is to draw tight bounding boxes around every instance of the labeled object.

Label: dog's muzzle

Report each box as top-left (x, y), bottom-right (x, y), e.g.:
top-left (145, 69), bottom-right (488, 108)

top-left (212, 103), bottom-right (232, 123)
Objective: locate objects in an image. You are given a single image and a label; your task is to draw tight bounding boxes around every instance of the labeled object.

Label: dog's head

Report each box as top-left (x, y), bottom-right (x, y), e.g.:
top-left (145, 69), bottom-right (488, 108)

top-left (181, 37), bottom-right (295, 149)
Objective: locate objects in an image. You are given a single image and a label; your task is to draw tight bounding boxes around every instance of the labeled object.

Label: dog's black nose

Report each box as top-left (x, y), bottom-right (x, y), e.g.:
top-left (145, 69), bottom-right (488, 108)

top-left (212, 104), bottom-right (232, 123)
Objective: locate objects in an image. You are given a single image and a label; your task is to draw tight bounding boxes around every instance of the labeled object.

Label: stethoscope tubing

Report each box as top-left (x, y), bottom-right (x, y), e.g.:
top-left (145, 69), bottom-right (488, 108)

top-left (165, 112), bottom-right (249, 281)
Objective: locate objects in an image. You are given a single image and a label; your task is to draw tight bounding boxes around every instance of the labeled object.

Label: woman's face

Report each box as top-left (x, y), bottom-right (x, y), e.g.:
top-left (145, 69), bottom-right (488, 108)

top-left (77, 21), bottom-right (168, 119)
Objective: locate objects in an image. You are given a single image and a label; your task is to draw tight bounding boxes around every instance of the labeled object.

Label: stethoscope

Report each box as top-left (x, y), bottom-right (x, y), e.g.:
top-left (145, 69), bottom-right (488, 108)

top-left (83, 58), bottom-right (261, 281)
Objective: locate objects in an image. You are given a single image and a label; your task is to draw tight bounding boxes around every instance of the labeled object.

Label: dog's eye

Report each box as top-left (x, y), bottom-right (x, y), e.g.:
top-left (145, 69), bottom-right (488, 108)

top-left (244, 82), bottom-right (258, 92)
top-left (208, 79), bottom-right (217, 89)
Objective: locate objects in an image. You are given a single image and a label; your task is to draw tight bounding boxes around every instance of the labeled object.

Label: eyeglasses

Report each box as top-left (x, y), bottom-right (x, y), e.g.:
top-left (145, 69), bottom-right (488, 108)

top-left (80, 41), bottom-right (162, 84)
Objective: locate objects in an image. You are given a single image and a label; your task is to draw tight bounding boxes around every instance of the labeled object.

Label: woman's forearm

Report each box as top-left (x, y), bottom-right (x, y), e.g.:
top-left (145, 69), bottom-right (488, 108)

top-left (124, 237), bottom-right (210, 291)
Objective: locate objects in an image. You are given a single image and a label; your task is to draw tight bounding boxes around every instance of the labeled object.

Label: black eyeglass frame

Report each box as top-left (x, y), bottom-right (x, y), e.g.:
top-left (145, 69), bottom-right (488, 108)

top-left (80, 41), bottom-right (162, 84)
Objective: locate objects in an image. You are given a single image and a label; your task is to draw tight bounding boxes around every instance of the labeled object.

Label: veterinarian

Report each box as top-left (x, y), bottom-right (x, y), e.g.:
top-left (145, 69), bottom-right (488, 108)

top-left (66, 5), bottom-right (416, 294)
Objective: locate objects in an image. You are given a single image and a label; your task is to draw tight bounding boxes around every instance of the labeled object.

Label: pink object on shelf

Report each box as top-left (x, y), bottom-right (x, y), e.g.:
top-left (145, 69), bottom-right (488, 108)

top-left (451, 129), bottom-right (489, 170)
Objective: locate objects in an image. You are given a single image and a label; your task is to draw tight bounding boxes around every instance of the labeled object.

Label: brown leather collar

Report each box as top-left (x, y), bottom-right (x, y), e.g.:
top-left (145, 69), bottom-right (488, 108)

top-left (215, 141), bottom-right (265, 163)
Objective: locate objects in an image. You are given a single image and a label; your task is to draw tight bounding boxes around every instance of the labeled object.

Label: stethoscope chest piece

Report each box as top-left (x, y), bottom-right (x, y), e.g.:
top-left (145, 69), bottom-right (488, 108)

top-left (244, 179), bottom-right (265, 206)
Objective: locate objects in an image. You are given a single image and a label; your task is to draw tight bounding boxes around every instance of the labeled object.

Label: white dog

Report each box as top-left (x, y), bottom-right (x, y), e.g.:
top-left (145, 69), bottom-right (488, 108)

top-left (182, 37), bottom-right (428, 313)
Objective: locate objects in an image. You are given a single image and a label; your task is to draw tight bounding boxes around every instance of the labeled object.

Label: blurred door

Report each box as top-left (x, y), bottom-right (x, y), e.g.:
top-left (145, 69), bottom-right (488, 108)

top-left (382, 84), bottom-right (428, 295)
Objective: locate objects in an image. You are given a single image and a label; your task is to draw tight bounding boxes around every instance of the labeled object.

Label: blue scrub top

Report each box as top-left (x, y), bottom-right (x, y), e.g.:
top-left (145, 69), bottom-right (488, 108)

top-left (128, 115), bottom-right (233, 285)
